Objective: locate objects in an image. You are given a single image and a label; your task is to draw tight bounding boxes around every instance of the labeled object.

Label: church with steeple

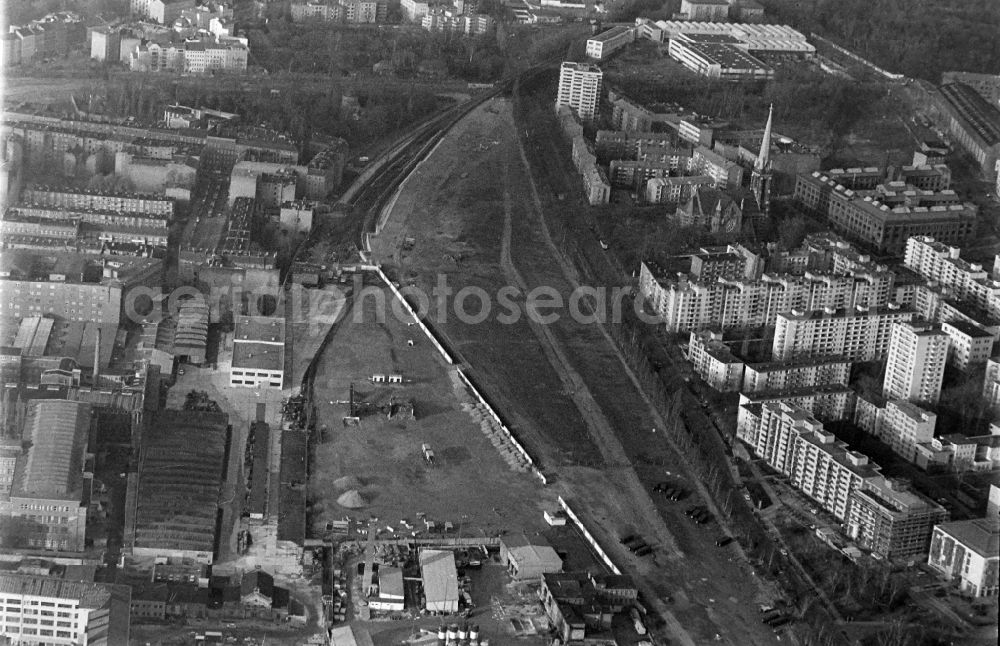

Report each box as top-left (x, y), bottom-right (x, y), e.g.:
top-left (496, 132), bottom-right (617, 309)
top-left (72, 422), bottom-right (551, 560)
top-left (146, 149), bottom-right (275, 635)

top-left (750, 104), bottom-right (774, 216)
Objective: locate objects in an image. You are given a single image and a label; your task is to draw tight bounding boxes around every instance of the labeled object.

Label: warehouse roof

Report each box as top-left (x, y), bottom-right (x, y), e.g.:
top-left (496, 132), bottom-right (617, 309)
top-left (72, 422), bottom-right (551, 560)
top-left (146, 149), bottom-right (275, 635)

top-left (419, 549), bottom-right (458, 608)
top-left (11, 399), bottom-right (90, 501)
top-left (133, 411), bottom-right (228, 555)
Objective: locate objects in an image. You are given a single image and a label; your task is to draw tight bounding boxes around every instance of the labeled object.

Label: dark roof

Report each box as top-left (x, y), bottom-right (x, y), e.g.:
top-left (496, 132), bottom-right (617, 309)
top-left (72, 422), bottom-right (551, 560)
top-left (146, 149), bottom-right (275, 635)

top-left (277, 485), bottom-right (305, 546)
top-left (248, 422), bottom-right (270, 516)
top-left (279, 429), bottom-right (307, 486)
top-left (133, 410), bottom-right (228, 555)
top-left (240, 571), bottom-right (274, 599)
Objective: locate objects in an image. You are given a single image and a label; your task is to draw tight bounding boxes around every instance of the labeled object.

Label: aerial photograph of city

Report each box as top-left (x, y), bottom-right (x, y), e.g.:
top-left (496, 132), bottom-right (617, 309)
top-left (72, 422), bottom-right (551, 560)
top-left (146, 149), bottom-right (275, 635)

top-left (0, 1), bottom-right (998, 645)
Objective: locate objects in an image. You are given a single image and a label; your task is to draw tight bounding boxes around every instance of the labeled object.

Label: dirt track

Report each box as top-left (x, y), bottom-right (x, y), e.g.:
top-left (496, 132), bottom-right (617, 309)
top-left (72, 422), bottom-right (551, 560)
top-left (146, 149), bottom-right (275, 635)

top-left (371, 99), bottom-right (786, 646)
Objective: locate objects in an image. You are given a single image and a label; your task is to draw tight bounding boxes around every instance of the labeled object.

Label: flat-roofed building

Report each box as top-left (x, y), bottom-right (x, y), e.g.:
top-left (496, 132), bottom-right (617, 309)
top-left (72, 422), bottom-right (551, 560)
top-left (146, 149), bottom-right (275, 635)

top-left (928, 517), bottom-right (1000, 597)
top-left (0, 573), bottom-right (131, 645)
top-left (130, 411), bottom-right (229, 564)
top-left (419, 549), bottom-right (458, 613)
top-left (738, 384), bottom-right (855, 424)
top-left (691, 145), bottom-right (743, 188)
top-left (230, 315), bottom-right (285, 389)
top-left (883, 322), bottom-right (949, 405)
top-left (680, 0), bottom-right (729, 21)
top-left (794, 174), bottom-right (977, 254)
top-left (556, 61), bottom-right (603, 121)
top-left (904, 236), bottom-right (1000, 321)
top-left (742, 357), bottom-right (851, 393)
top-left (940, 319), bottom-right (993, 370)
top-left (585, 25), bottom-right (635, 60)
top-left (6, 400), bottom-right (91, 552)
top-left (738, 402), bottom-right (882, 520)
top-left (772, 305), bottom-right (914, 362)
top-left (983, 356), bottom-right (1000, 411)
top-left (499, 534), bottom-right (563, 580)
top-left (845, 476), bottom-right (949, 560)
top-left (667, 34), bottom-right (773, 81)
top-left (687, 329), bottom-right (744, 392)
top-left (855, 397), bottom-right (937, 464)
top-left (278, 201), bottom-right (315, 235)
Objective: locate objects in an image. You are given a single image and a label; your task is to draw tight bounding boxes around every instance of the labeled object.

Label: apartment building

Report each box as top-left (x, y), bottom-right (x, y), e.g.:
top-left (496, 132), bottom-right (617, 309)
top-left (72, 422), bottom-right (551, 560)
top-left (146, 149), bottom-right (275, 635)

top-left (854, 398), bottom-right (937, 464)
top-left (555, 62), bottom-right (603, 121)
top-left (641, 263), bottom-right (896, 334)
top-left (131, 0), bottom-right (197, 24)
top-left (895, 164), bottom-right (952, 191)
top-left (928, 518), bottom-right (1000, 597)
top-left (687, 330), bottom-right (743, 392)
top-left (645, 175), bottom-right (715, 204)
top-left (5, 400), bottom-right (92, 553)
top-left (556, 106), bottom-right (610, 205)
top-left (771, 305), bottom-right (914, 362)
top-left (0, 573), bottom-right (130, 645)
top-left (594, 130), bottom-right (678, 162)
top-left (680, 0), bottom-right (729, 21)
top-left (742, 357), bottom-right (851, 394)
top-left (794, 172), bottom-right (977, 254)
top-left (984, 356), bottom-right (1000, 411)
top-left (691, 145), bottom-right (743, 188)
top-left (845, 477), bottom-right (949, 560)
top-left (883, 322), bottom-right (949, 405)
top-left (19, 186), bottom-right (175, 217)
top-left (904, 236), bottom-right (1000, 319)
top-left (129, 37), bottom-right (248, 73)
top-left (738, 402), bottom-right (880, 521)
top-left (585, 25), bottom-right (635, 60)
top-left (739, 385), bottom-right (855, 424)
top-left (0, 254), bottom-right (123, 326)
top-left (940, 319), bottom-right (993, 370)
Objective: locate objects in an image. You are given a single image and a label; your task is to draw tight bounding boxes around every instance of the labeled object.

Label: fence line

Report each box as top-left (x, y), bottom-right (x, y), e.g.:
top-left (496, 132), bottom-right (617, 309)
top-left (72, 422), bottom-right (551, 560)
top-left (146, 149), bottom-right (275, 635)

top-left (558, 496), bottom-right (620, 575)
top-left (373, 266), bottom-right (454, 365)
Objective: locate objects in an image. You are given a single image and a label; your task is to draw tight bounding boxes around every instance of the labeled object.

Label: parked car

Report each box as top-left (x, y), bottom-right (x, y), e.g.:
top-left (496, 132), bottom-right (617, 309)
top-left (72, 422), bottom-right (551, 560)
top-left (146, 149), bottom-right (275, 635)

top-left (715, 536), bottom-right (734, 547)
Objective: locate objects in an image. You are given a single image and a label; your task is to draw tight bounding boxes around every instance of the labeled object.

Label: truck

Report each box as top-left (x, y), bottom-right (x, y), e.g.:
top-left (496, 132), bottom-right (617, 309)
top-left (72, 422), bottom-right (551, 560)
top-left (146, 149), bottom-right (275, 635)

top-left (422, 443), bottom-right (435, 464)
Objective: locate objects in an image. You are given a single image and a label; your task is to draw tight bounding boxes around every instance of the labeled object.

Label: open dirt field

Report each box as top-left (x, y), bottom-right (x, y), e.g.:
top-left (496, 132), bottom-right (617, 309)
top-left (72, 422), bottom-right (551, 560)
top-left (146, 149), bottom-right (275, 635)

top-left (370, 99), bottom-right (786, 646)
top-left (309, 277), bottom-right (556, 539)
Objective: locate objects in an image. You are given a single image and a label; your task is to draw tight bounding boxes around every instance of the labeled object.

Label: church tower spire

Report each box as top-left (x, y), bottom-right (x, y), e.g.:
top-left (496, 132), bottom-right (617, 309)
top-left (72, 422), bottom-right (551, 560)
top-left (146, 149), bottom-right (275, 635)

top-left (751, 104), bottom-right (774, 216)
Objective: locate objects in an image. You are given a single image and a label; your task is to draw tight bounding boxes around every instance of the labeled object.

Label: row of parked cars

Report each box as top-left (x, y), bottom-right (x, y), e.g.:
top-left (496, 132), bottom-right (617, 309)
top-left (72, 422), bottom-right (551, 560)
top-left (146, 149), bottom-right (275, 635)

top-left (619, 534), bottom-right (654, 557)
top-left (652, 482), bottom-right (687, 500)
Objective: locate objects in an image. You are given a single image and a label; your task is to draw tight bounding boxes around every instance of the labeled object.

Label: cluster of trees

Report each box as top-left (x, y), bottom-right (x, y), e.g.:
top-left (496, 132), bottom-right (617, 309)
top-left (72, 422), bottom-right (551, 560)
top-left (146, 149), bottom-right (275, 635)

top-left (247, 21), bottom-right (509, 82)
top-left (4, 0), bottom-right (124, 25)
top-left (90, 73), bottom-right (444, 151)
top-left (759, 0), bottom-right (1000, 81)
top-left (609, 61), bottom-right (887, 158)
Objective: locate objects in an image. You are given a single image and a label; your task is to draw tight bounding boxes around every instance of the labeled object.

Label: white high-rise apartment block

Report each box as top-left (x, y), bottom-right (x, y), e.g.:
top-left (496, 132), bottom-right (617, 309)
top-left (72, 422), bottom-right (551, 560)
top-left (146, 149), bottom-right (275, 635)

top-left (904, 236), bottom-right (1000, 317)
top-left (855, 398), bottom-right (937, 463)
top-left (883, 322), bottom-right (949, 405)
top-left (939, 320), bottom-right (994, 371)
top-left (983, 357), bottom-right (1000, 411)
top-left (772, 305), bottom-right (913, 362)
top-left (556, 62), bottom-right (603, 121)
top-left (639, 261), bottom-right (895, 334)
top-left (738, 402), bottom-right (881, 520)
